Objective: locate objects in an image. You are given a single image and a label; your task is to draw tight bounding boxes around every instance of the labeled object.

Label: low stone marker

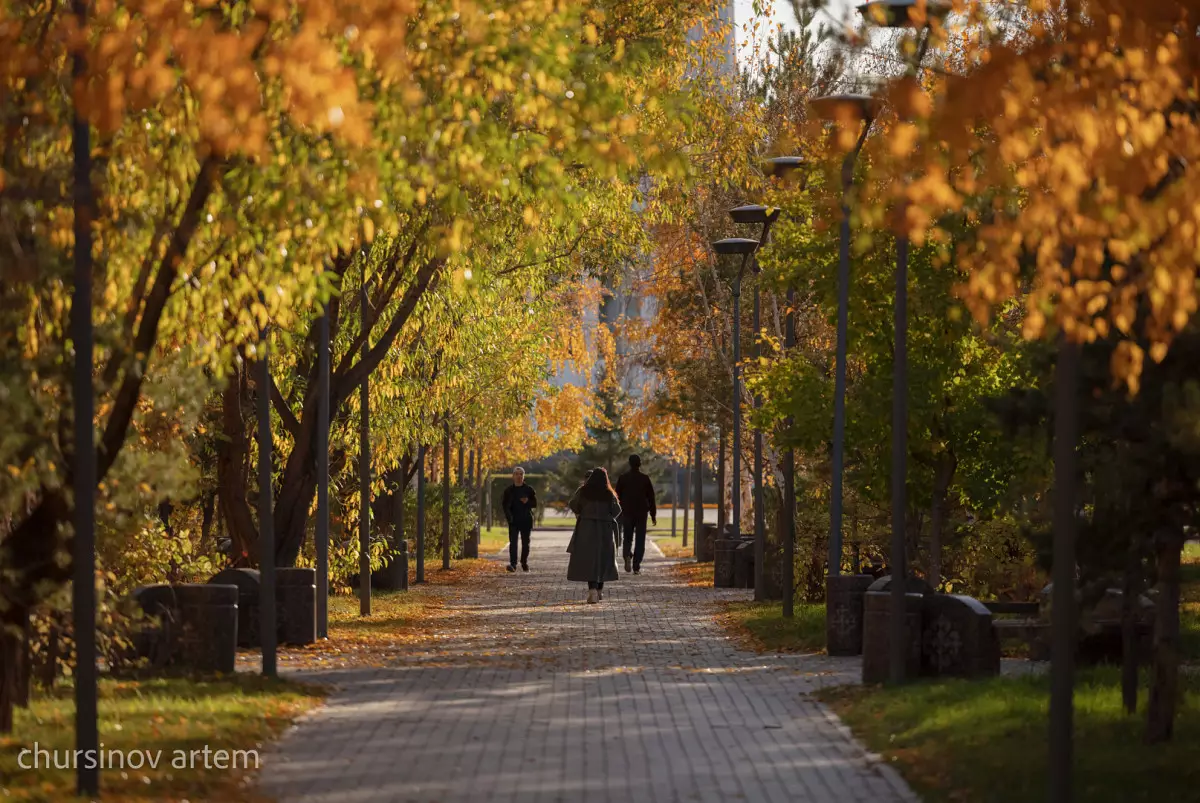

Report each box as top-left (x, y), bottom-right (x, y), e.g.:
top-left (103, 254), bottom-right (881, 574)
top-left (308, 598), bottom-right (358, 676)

top-left (920, 594), bottom-right (1001, 678)
top-left (174, 583), bottom-right (238, 674)
top-left (733, 541), bottom-right (756, 588)
top-left (374, 539), bottom-right (409, 590)
top-left (130, 584), bottom-right (178, 668)
top-left (462, 525), bottom-right (480, 559)
top-left (277, 567), bottom-right (317, 645)
top-left (861, 590), bottom-right (924, 683)
top-left (208, 568), bottom-right (260, 647)
top-left (825, 574), bottom-right (874, 656)
top-left (697, 524), bottom-right (718, 562)
top-left (713, 537), bottom-right (739, 587)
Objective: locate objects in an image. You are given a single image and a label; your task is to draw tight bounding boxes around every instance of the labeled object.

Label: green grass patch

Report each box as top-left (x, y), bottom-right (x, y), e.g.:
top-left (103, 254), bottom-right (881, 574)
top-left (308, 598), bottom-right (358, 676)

top-left (1, 675), bottom-right (322, 802)
top-left (820, 667), bottom-right (1200, 803)
top-left (720, 601), bottom-right (826, 654)
top-left (650, 534), bottom-right (693, 558)
top-left (1182, 558), bottom-right (1200, 662)
top-left (1183, 540), bottom-right (1200, 563)
top-left (479, 525), bottom-right (510, 553)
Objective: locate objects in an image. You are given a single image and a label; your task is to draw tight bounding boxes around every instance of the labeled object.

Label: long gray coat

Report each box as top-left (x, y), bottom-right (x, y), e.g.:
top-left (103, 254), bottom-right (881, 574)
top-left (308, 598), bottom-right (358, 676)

top-left (565, 491), bottom-right (621, 584)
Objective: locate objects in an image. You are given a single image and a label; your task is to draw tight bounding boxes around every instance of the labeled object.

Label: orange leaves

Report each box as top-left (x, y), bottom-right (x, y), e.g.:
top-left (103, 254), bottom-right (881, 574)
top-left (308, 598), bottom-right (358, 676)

top-left (890, 0), bottom-right (1200, 390)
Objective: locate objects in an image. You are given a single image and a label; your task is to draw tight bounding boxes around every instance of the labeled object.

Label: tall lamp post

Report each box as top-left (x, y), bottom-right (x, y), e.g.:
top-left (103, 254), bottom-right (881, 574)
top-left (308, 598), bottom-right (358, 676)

top-left (854, 0), bottom-right (948, 684)
top-left (728, 205), bottom-right (781, 601)
top-left (763, 156), bottom-right (806, 617)
top-left (316, 310), bottom-right (331, 638)
top-left (809, 93), bottom-right (878, 583)
top-left (710, 236), bottom-right (760, 544)
top-left (70, 0), bottom-right (99, 788)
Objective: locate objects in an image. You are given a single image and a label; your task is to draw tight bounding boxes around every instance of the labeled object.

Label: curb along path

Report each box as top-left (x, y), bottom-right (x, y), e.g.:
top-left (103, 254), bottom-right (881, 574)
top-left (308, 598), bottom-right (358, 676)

top-left (260, 530), bottom-right (919, 803)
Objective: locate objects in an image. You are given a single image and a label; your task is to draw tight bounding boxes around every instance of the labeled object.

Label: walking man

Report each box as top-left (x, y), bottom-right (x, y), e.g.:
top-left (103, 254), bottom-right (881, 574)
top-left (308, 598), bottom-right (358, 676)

top-left (615, 454), bottom-right (656, 574)
top-left (502, 466), bottom-right (538, 572)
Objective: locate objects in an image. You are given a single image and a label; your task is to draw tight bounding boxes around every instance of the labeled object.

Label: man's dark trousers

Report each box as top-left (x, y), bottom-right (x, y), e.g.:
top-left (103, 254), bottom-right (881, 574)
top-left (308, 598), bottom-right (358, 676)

top-left (622, 515), bottom-right (648, 570)
top-left (509, 522), bottom-right (532, 567)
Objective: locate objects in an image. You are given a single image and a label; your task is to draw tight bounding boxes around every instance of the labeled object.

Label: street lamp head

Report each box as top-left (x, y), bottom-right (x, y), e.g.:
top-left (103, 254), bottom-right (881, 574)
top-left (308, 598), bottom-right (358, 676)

top-left (811, 93), bottom-right (880, 123)
top-left (857, 0), bottom-right (950, 28)
top-left (711, 237), bottom-right (759, 256)
top-left (728, 204), bottom-right (781, 225)
top-left (766, 155), bottom-right (805, 177)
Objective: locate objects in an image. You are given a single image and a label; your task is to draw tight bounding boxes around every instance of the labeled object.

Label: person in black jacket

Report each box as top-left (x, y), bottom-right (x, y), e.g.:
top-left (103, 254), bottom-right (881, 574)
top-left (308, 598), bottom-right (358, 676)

top-left (501, 467), bottom-right (538, 572)
top-left (614, 454), bottom-right (656, 574)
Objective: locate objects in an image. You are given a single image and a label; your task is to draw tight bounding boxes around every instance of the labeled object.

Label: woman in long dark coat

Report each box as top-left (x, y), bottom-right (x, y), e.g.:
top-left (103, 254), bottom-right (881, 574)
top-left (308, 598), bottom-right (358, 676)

top-left (566, 467), bottom-right (621, 604)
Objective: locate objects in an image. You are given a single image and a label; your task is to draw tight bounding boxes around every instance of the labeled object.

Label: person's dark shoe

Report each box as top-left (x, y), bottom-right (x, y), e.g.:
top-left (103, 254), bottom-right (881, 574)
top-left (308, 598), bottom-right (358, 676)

top-left (633, 565), bottom-right (641, 575)
top-left (506, 564), bottom-right (516, 573)
top-left (521, 562), bottom-right (529, 572)
top-left (624, 557), bottom-right (633, 573)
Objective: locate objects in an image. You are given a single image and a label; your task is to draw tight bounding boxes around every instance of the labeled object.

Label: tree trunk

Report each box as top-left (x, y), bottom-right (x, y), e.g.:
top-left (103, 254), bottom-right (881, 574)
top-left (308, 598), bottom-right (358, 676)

top-left (199, 491), bottom-right (216, 551)
top-left (217, 366), bottom-right (258, 565)
top-left (1146, 531), bottom-right (1183, 743)
top-left (928, 452), bottom-right (957, 590)
top-left (1121, 538), bottom-right (1140, 715)
top-left (0, 605), bottom-right (29, 733)
top-left (717, 426), bottom-right (727, 534)
top-left (682, 452), bottom-right (692, 548)
top-left (15, 610), bottom-right (30, 709)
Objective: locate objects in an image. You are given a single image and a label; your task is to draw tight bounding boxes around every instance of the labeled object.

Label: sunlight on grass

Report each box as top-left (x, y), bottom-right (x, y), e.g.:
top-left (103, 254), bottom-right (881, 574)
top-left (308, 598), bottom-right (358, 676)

top-left (650, 534), bottom-right (692, 558)
top-left (821, 668), bottom-right (1200, 803)
top-left (719, 601), bottom-right (826, 654)
top-left (0, 676), bottom-right (321, 802)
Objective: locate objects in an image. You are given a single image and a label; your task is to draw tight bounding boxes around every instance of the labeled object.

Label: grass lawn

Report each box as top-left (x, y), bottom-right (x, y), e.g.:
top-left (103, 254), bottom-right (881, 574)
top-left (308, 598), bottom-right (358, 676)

top-left (0, 675), bottom-right (322, 802)
top-left (821, 667), bottom-right (1200, 803)
top-left (650, 534), bottom-right (693, 558)
top-left (718, 601), bottom-right (827, 654)
top-left (479, 525), bottom-right (510, 553)
top-left (1183, 544), bottom-right (1200, 662)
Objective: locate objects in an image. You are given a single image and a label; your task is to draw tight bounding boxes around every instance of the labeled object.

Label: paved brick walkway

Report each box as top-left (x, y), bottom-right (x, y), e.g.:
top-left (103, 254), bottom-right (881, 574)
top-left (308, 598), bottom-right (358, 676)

top-left (260, 530), bottom-right (918, 803)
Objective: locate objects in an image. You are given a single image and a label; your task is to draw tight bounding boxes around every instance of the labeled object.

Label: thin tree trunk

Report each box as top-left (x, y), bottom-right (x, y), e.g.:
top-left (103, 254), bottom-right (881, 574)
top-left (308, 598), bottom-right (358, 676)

top-left (1121, 538), bottom-right (1139, 715)
top-left (717, 427), bottom-right (727, 534)
top-left (682, 451), bottom-right (692, 548)
top-left (928, 452), bottom-right (956, 590)
top-left (1146, 532), bottom-right (1183, 743)
top-left (217, 366), bottom-right (258, 564)
top-left (0, 620), bottom-right (19, 733)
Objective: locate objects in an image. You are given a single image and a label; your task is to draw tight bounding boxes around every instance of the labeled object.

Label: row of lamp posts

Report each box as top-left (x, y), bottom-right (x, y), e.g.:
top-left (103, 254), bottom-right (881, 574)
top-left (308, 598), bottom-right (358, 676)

top-left (707, 0), bottom-right (937, 682)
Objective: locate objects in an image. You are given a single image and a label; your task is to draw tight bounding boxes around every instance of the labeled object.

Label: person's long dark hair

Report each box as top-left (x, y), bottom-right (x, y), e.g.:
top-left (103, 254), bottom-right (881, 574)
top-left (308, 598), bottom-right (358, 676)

top-left (579, 466), bottom-right (616, 502)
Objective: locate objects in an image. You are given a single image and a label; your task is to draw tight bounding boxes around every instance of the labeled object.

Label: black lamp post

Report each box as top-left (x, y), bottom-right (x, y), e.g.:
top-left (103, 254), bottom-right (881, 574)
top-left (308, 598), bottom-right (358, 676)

top-left (856, 0), bottom-right (949, 686)
top-left (728, 205), bottom-right (781, 602)
top-left (809, 92), bottom-right (878, 582)
top-left (763, 155), bottom-right (806, 618)
top-left (70, 1), bottom-right (98, 788)
top-left (316, 310), bottom-right (330, 638)
top-left (710, 236), bottom-right (760, 546)
top-left (256, 308), bottom-right (278, 678)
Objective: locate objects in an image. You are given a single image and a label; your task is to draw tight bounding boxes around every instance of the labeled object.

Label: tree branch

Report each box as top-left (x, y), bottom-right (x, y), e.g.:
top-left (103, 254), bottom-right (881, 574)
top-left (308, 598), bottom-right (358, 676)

top-left (97, 155), bottom-right (221, 481)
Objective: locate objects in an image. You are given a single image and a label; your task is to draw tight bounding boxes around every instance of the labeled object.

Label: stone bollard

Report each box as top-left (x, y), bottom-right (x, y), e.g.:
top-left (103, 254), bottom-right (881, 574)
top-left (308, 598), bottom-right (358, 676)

top-left (861, 590), bottom-right (924, 684)
top-left (697, 524), bottom-right (718, 562)
top-left (374, 540), bottom-right (408, 590)
top-left (920, 594), bottom-right (1001, 678)
top-left (131, 584), bottom-right (178, 668)
top-left (732, 541), bottom-right (755, 589)
top-left (825, 574), bottom-right (874, 656)
top-left (208, 568), bottom-right (261, 648)
top-left (713, 537), bottom-right (740, 588)
top-left (276, 568), bottom-right (317, 645)
top-left (463, 525), bottom-right (480, 559)
top-left (174, 584), bottom-right (238, 674)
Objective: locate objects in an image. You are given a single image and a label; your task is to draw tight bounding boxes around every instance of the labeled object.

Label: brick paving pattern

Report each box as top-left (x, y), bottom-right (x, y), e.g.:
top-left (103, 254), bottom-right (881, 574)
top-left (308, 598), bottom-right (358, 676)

top-left (260, 530), bottom-right (919, 803)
